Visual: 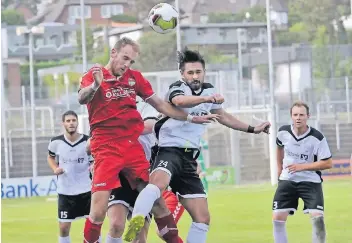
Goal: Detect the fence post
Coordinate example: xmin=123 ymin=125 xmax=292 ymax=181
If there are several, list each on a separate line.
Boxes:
xmin=268 ymin=110 xmax=278 ymax=185
xmin=230 ymin=129 xmax=241 ymax=185
xmin=345 ymin=76 xmax=350 ymax=123
xmin=21 ymin=86 xmax=27 ymax=136
xmin=335 ymin=119 xmax=340 ymax=150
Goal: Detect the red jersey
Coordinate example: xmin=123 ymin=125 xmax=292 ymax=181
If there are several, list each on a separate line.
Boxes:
xmin=80 ymin=67 xmax=155 ymax=141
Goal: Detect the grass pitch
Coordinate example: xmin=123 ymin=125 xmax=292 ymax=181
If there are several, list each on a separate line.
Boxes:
xmin=2 ymin=179 xmax=351 ymax=243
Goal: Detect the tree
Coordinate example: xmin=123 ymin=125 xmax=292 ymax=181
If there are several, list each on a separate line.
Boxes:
xmin=76 ymin=25 xmax=95 ymax=62
xmin=1 ymin=10 xmax=25 ymax=25
xmin=1 ymin=0 xmax=41 ymax=15
xmin=134 ymin=31 xmax=177 ymax=72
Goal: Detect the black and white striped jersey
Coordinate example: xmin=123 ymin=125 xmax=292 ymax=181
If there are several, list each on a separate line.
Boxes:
xmin=136 ymin=100 xmax=159 ymax=161
xmin=48 ymin=134 xmax=92 ymax=195
xmin=276 ymin=125 xmax=332 ymax=183
xmin=155 ymin=80 xmax=222 ymax=149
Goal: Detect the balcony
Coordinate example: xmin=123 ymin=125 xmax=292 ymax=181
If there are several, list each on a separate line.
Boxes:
xmin=3 ymin=23 xmax=79 ymax=61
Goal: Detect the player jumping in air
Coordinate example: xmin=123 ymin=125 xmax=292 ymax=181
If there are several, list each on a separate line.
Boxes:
xmin=86 ymin=98 xmax=184 ymax=243
xmin=47 ymin=111 xmax=94 ymax=243
xmin=78 ymin=37 xmax=218 ymax=243
xmin=273 ymin=101 xmax=332 ymax=243
xmin=124 ymin=48 xmax=271 ymax=243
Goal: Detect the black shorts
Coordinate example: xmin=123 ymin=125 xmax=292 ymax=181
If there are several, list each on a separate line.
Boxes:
xmin=108 ymin=172 xmax=152 ymax=221
xmin=272 ymin=180 xmax=324 ymax=215
xmin=58 ymin=191 xmax=91 ymax=222
xmin=150 ymin=147 xmax=206 ymax=199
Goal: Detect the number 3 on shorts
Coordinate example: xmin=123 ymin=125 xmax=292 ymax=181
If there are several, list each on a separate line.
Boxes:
xmin=60 ymin=211 xmax=68 ymax=218
xmin=273 ymin=201 xmax=278 ymax=210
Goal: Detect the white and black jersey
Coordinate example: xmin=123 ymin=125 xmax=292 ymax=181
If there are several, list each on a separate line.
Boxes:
xmin=276 ymin=125 xmax=332 ymax=183
xmin=48 ymin=134 xmax=93 ymax=195
xmin=155 ymin=80 xmax=222 ymax=149
xmin=136 ymin=100 xmax=159 ymax=161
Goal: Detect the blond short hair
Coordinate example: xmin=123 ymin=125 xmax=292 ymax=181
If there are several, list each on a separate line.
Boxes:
xmin=113 ymin=37 xmax=140 ymax=53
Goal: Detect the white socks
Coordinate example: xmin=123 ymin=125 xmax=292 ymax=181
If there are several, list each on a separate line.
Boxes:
xmin=273 ymin=220 xmax=288 ymax=243
xmin=132 ymin=184 xmax=161 ymax=218
xmin=105 ymin=234 xmax=122 ymax=243
xmin=186 ymin=222 xmax=209 ymax=243
xmin=312 ymin=215 xmax=326 ymax=243
xmin=59 ymin=236 xmax=70 ymax=243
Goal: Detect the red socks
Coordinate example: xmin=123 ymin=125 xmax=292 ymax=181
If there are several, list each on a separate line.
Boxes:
xmin=155 ymin=214 xmax=181 ymax=243
xmin=83 ymin=217 xmax=102 ymax=243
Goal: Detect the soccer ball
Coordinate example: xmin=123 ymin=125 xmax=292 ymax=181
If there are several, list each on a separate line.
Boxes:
xmin=148 ymin=3 xmax=178 ymax=34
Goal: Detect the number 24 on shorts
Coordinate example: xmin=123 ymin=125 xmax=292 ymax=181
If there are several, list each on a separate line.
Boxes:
xmin=158 ymin=160 xmax=168 ymax=167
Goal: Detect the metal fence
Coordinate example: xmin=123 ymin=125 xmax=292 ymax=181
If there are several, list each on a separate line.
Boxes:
xmin=1 ymin=69 xmax=352 ymax=182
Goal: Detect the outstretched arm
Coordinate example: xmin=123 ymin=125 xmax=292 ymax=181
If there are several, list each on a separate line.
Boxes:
xmin=147 ymin=95 xmax=219 ymax=124
xmin=211 ymin=108 xmax=270 ymax=133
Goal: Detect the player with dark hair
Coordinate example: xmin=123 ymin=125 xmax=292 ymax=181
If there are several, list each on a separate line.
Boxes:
xmin=124 ymin=48 xmax=271 ymax=243
xmin=78 ymin=38 xmax=218 ymax=243
xmin=273 ymin=101 xmax=332 ymax=243
xmin=47 ymin=110 xmax=93 ymax=243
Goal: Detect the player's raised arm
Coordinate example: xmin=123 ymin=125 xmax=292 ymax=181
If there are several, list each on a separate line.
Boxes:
xmin=133 ymin=70 xmax=219 ymax=124
xmin=78 ymin=65 xmax=103 ymax=104
xmin=168 ymin=83 xmax=223 ymax=108
xmin=211 ymin=108 xmax=270 ymax=134
xmin=147 ymin=95 xmax=219 ymax=124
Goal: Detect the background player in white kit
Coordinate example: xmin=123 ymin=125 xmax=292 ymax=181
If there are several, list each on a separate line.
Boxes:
xmin=125 ymin=48 xmax=271 ymax=243
xmin=273 ymin=101 xmax=333 ymax=243
xmin=47 ymin=110 xmax=93 ymax=243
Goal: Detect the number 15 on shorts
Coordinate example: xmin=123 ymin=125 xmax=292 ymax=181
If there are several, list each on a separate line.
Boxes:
xmin=60 ymin=211 xmax=68 ymax=219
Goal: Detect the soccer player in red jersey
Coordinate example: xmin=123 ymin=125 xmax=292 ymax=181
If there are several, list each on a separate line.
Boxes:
xmin=78 ymin=37 xmax=218 ymax=243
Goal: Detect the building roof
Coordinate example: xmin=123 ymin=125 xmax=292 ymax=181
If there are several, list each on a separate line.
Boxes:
xmin=27 ymin=0 xmax=129 ymax=24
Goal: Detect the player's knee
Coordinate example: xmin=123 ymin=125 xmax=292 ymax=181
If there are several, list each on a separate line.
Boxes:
xmin=89 ymin=207 xmax=107 ymax=223
xmin=193 ymin=210 xmax=210 ymax=225
xmin=109 ymin=217 xmax=125 ymax=237
xmin=272 ymin=212 xmax=288 ymax=221
xmin=59 ymin=223 xmax=70 ymax=236
xmin=150 ymin=171 xmax=170 ymax=192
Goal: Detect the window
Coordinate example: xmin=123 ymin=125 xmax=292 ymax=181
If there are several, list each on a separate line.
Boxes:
xmin=101 ymin=4 xmax=124 ymax=18
xmin=68 ymin=5 xmax=91 ymax=19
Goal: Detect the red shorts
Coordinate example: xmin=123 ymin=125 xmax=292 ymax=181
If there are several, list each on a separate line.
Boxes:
xmin=163 ymin=190 xmax=185 ymax=224
xmin=90 ymin=138 xmax=149 ymax=193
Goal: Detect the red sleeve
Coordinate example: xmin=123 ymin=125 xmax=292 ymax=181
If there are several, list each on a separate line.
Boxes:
xmin=133 ymin=71 xmax=155 ymax=101
xmin=79 ymin=69 xmax=94 ymax=90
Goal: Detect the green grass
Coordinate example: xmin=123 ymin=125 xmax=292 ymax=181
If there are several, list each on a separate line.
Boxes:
xmin=2 ymin=179 xmax=351 ymax=243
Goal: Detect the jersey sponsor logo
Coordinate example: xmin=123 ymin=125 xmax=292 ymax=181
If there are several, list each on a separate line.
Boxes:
xmin=61 ymin=157 xmax=87 ymax=164
xmin=190 ymin=111 xmax=209 ymax=116
xmin=286 ymin=150 xmax=309 ymax=161
xmin=300 ymin=154 xmax=309 ymax=160
xmin=105 ymin=87 xmax=136 ymax=100
xmin=128 ymin=78 xmax=136 ymax=86
xmin=94 ymin=182 xmax=106 ymax=187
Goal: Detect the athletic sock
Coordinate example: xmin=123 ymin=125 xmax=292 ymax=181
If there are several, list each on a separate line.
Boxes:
xmin=155 ymin=213 xmax=179 ymax=243
xmin=273 ymin=220 xmax=288 ymax=243
xmin=83 ymin=217 xmax=102 ymax=243
xmin=186 ymin=222 xmax=209 ymax=243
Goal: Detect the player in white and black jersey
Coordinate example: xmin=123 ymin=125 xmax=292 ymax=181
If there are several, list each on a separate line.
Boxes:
xmin=272 ymin=101 xmax=332 ymax=243
xmin=47 ymin=110 xmax=93 ymax=243
xmin=125 ymin=48 xmax=271 ymax=243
